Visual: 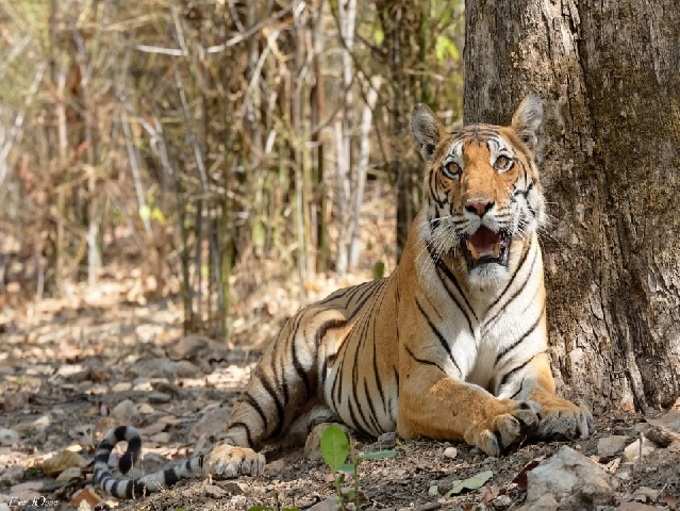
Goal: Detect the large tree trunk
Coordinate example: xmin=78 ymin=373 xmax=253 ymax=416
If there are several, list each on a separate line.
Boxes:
xmin=465 ymin=0 xmax=680 ymax=412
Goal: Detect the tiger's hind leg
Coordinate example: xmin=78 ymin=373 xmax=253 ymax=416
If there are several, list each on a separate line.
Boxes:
xmin=285 ymin=402 xmax=339 ymax=447
xmin=207 ymin=309 xmax=327 ymax=478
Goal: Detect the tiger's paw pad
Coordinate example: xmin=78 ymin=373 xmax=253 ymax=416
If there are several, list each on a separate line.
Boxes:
xmin=205 ymin=444 xmax=265 ymax=478
xmin=536 ymin=400 xmax=593 ymax=440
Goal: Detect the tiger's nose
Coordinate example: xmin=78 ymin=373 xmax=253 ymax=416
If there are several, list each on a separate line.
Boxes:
xmin=465 ymin=200 xmax=494 ymax=217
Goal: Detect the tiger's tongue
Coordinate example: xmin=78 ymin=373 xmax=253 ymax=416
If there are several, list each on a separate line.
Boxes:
xmin=466 ymin=227 xmax=501 ymax=259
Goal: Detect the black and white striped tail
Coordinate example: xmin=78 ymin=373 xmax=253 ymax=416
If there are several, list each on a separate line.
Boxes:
xmin=94 ymin=426 xmax=204 ymax=499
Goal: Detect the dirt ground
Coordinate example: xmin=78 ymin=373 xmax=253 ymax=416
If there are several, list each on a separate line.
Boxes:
xmin=1 ymin=272 xmax=679 ymax=511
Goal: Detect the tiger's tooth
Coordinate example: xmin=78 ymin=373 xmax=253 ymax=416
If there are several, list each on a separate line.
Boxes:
xmin=466 ymin=240 xmax=479 ymax=259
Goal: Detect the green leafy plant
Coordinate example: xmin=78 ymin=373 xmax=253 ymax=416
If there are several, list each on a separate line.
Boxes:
xmin=319 ymin=425 xmax=397 ymax=510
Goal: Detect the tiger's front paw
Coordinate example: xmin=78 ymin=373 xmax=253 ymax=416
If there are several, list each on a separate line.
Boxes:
xmin=534 ymin=398 xmax=593 ymax=440
xmin=205 ymin=443 xmax=266 ymax=478
xmin=464 ymin=400 xmax=540 ymax=456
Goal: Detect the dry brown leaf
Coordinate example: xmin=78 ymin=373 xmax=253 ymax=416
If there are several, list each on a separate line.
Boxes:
xmin=40 ymin=450 xmax=88 ymax=476
xmin=480 ymin=483 xmax=499 ymax=504
xmin=70 ymin=487 xmax=102 ymax=508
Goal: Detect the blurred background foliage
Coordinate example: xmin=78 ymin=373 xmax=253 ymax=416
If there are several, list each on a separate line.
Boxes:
xmin=0 ymin=0 xmax=464 ymax=338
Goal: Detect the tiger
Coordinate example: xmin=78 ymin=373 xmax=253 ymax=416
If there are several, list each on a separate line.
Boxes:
xmin=94 ymin=95 xmax=593 ymax=499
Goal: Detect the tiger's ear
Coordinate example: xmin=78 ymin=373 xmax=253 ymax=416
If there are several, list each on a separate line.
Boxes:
xmin=511 ymin=95 xmax=543 ymax=151
xmin=411 ymin=104 xmax=443 ymax=161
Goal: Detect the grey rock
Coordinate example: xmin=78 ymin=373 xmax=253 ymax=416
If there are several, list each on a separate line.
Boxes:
xmin=111 ymin=399 xmax=138 ymax=423
xmin=0 ymin=429 xmax=19 ymax=446
xmin=523 ymin=446 xmax=618 ymax=509
xmin=597 ymin=435 xmax=629 ymax=457
xmin=147 ymin=391 xmax=171 ymax=403
xmin=648 ymin=409 xmax=680 ymax=434
xmin=493 ymin=494 xmax=512 ymax=509
xmin=374 ymin=431 xmax=397 ymax=449
xmin=443 ymin=446 xmax=458 ymax=459
xmin=130 ymin=358 xmax=201 ymax=379
xmin=190 ymin=406 xmax=231 ymax=439
xmin=308 ymin=496 xmax=339 ymax=511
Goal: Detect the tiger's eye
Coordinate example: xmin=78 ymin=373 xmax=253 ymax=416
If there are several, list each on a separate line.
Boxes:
xmin=442 ymin=161 xmax=461 ymax=179
xmin=495 ymin=155 xmax=513 ymax=172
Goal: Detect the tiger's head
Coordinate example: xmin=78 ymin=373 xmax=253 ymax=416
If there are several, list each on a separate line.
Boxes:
xmin=411 ymin=96 xmax=546 ymax=286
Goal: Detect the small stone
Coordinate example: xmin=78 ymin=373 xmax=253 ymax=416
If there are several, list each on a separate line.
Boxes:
xmin=0 ymin=466 xmax=24 ymax=484
xmin=56 ymin=467 xmax=83 ymax=482
xmin=191 ymin=406 xmax=231 ymax=439
xmin=493 ymin=494 xmax=512 ymax=509
xmin=169 ymin=334 xmax=212 ymax=360
xmin=10 ymin=480 xmax=44 ymax=501
xmin=132 ymin=380 xmax=154 ymax=392
xmin=148 ymin=392 xmax=171 ymax=404
xmin=524 ymin=446 xmax=618 ymax=507
xmin=632 ymin=486 xmax=660 ymax=502
xmin=375 ymin=431 xmax=397 ymax=449
xmin=308 ymin=496 xmax=339 ymax=511
xmin=649 ymin=409 xmax=680 ymax=433
xmin=57 ymin=364 xmax=86 ymax=379
xmin=112 ymin=382 xmax=132 ymax=392
xmin=31 ymin=415 xmax=51 ymax=432
xmin=597 ymin=435 xmax=629 ymax=457
xmin=138 ymin=403 xmax=155 ymax=415
xmin=204 ymin=484 xmax=227 ymax=498
xmin=428 ymin=484 xmax=439 ymax=496
xmin=175 ymin=360 xmax=202 ymax=378
xmin=112 ymin=399 xmax=138 ymax=423
xmin=644 ymin=425 xmax=679 ymax=447
xmin=623 ymin=437 xmax=655 ymax=462
xmin=265 ymin=459 xmax=287 ymax=475
xmin=141 ymin=420 xmax=167 ymax=436
xmin=16 ymin=414 xmax=51 ymax=433
xmin=0 ymin=428 xmax=19 ymax=446
xmin=443 ymin=446 xmax=458 ymax=459
xmin=130 ymin=358 xmax=201 ymax=379
xmin=150 ymin=432 xmax=170 ymax=444
xmin=216 ymin=481 xmax=243 ymax=495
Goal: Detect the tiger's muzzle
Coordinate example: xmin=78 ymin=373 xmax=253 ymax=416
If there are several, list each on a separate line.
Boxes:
xmin=461 ymin=226 xmax=511 ymax=270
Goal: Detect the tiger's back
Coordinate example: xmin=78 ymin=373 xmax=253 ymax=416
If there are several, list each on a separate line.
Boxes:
xmin=233 ymin=277 xmax=401 ymax=442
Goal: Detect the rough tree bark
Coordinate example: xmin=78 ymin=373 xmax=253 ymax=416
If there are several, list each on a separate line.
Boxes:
xmin=465 ymin=0 xmax=680 ymax=412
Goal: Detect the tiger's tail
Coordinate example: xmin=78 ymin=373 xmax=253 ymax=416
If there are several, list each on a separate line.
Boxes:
xmin=93 ymin=426 xmax=204 ymax=499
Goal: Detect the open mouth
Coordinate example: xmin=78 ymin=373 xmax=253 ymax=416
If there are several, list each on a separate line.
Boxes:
xmin=461 ymin=226 xmax=511 ymax=269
